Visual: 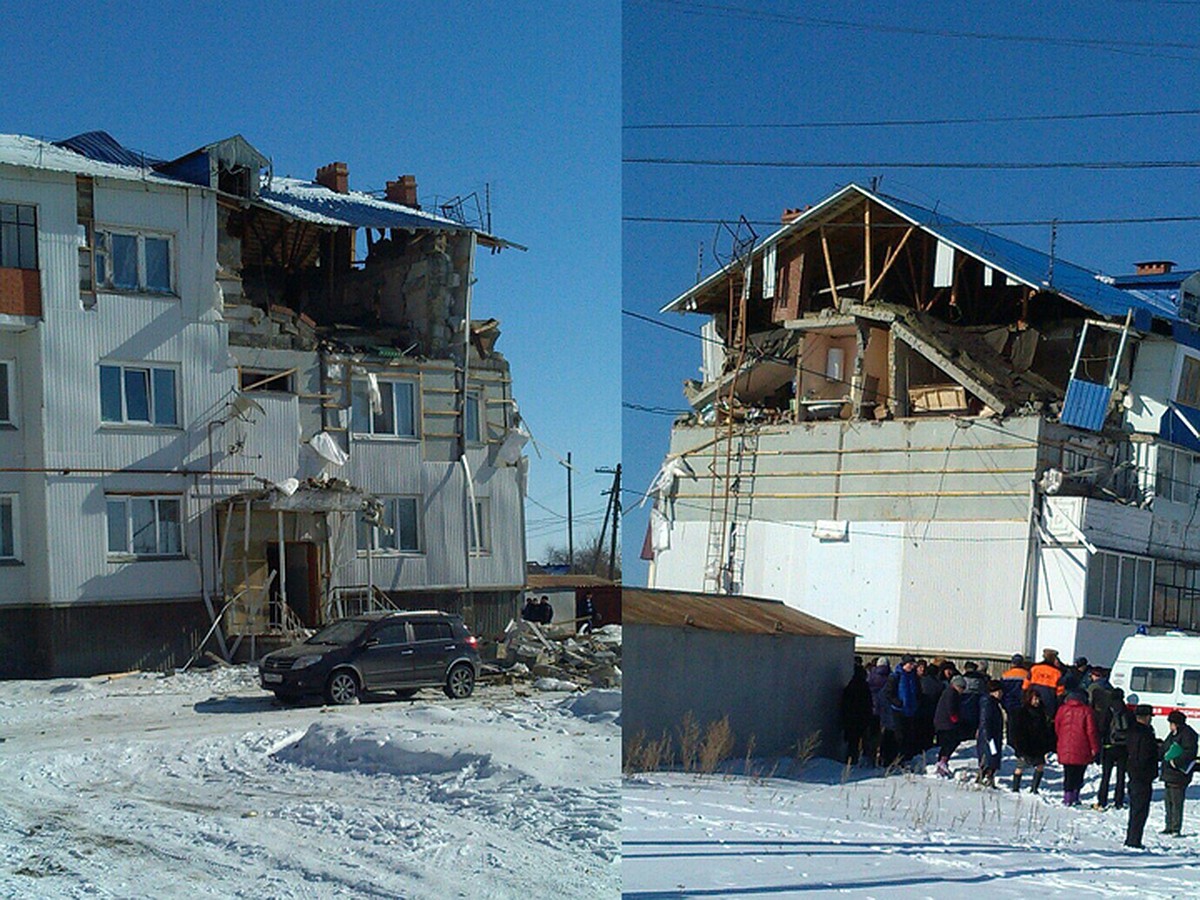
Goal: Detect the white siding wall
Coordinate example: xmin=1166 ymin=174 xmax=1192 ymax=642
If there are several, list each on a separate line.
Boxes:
xmin=1125 ymin=337 xmax=1176 ymax=434
xmin=35 ymin=174 xmax=229 ymax=604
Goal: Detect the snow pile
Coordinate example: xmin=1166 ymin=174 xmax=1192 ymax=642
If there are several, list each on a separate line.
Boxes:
xmin=561 ymin=689 xmax=622 ymax=725
xmin=273 ymin=723 xmax=496 ymax=778
xmin=534 ymin=676 xmax=581 ymax=692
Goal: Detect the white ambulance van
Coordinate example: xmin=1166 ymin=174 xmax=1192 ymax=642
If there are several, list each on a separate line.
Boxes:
xmin=1111 ymin=632 xmax=1200 ymax=740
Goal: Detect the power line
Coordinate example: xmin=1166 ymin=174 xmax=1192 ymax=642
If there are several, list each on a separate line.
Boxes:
xmin=626 ymin=107 xmax=1200 ymax=131
xmin=624 ymin=213 xmax=1200 ymax=229
xmin=625 ymin=156 xmax=1200 ymax=171
xmin=624 ymin=401 xmax=692 ymax=416
xmin=636 ymin=0 xmax=1200 ymax=60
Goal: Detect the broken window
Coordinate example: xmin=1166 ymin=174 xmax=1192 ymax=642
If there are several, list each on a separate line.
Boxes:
xmin=351 ymin=378 xmax=416 ymax=438
xmin=239 ymin=369 xmax=294 ymax=393
xmin=0 ymin=495 xmax=17 ymax=560
xmin=357 ymin=496 xmax=421 ymax=553
xmin=99 ymin=363 xmax=178 ymax=426
xmin=105 ymin=495 xmax=183 ymax=558
xmin=1178 ymin=355 xmax=1200 ymax=408
xmin=95 ymin=230 xmax=173 ymax=294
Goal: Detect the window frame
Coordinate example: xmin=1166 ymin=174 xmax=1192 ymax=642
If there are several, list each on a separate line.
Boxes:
xmin=105 ymin=494 xmax=185 ymax=560
xmin=464 ymin=392 xmax=484 ymax=444
xmin=469 ymin=497 xmax=491 ymax=556
xmin=357 ymin=495 xmax=423 ymax=555
xmin=93 ymin=227 xmax=175 ymax=296
xmin=0 ymin=494 xmax=20 ymax=562
xmin=0 ymin=202 xmax=38 ymax=271
xmin=351 ymin=377 xmax=418 ymax=440
xmin=239 ymin=368 xmax=295 ymax=394
xmin=0 ymin=360 xmax=14 ymax=427
xmin=1085 ymin=549 xmax=1152 ymax=623
xmin=99 ymin=362 xmax=180 ymax=428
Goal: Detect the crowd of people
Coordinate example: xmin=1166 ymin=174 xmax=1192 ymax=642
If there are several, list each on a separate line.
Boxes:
xmin=841 ymin=648 xmax=1199 ymax=848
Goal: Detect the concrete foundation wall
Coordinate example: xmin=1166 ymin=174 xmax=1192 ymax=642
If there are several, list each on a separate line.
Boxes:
xmin=623 ymin=624 xmax=853 ymax=760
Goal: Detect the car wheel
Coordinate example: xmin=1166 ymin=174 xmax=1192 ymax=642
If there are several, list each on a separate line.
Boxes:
xmin=444 ymin=663 xmax=475 ymax=699
xmin=325 ymin=669 xmax=360 ymax=705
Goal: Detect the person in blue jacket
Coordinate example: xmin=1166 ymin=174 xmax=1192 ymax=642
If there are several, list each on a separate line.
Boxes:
xmin=976 ymin=679 xmax=1006 ymax=787
xmin=884 ymin=655 xmax=921 ymax=768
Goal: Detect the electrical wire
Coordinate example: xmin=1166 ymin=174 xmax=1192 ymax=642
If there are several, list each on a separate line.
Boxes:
xmin=625 ymin=156 xmax=1200 ymax=171
xmin=626 ymin=107 xmax=1200 ymax=131
xmin=635 ymin=0 xmax=1200 ymax=60
xmin=624 ymin=213 xmax=1200 ymax=229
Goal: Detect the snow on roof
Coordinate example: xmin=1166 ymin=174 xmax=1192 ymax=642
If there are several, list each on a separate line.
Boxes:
xmin=0 ymin=133 xmax=193 ymax=188
xmin=257 ymin=176 xmax=469 ymax=232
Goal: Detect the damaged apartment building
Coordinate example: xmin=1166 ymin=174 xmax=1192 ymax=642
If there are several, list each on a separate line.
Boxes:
xmin=0 ymin=130 xmax=528 ymax=677
xmin=646 ymin=182 xmax=1200 ymax=665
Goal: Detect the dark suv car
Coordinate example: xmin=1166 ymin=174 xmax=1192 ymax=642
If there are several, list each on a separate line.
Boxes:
xmin=259 ymin=611 xmax=480 ymax=704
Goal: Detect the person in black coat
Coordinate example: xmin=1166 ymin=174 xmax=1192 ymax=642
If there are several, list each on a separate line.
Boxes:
xmin=1161 ymin=710 xmax=1199 ymax=835
xmin=1125 ymin=705 xmax=1159 ymax=849
xmin=933 ymin=674 xmax=966 ymax=778
xmin=1095 ymin=688 xmax=1130 ymax=810
xmin=1007 ymin=688 xmax=1054 ymax=793
xmin=840 ymin=664 xmax=873 ymax=765
xmin=916 ymin=659 xmax=942 ymax=752
xmin=976 ymin=680 xmax=1005 ymax=787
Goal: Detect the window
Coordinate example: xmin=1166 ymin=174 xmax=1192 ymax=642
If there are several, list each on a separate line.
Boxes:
xmin=0 ymin=495 xmax=19 ymax=561
xmin=372 ymin=622 xmax=409 ymax=646
xmin=1183 ymin=670 xmax=1200 ymax=696
xmin=100 ymin=364 xmax=178 ymax=426
xmin=106 ymin=495 xmax=183 ymax=558
xmin=0 ymin=361 xmax=12 ymax=426
xmin=94 ymin=230 xmax=172 ymax=294
xmin=1154 ymin=560 xmax=1200 ymax=631
xmin=469 ymin=498 xmax=491 ymax=555
xmin=411 ymin=620 xmax=452 ymax=642
xmin=1156 ymin=445 xmax=1200 ymax=504
xmin=0 ymin=203 xmax=37 ymax=270
xmin=1130 ymin=666 xmax=1175 ymax=694
xmin=351 ymin=378 xmax=416 ymax=438
xmin=1085 ymin=550 xmax=1151 ymax=622
xmin=239 ymin=369 xmax=294 ymax=393
xmin=1179 ymin=355 xmax=1200 ymax=408
xmin=358 ymin=496 xmax=422 ymax=553
xmin=465 ymin=393 xmax=482 ymax=443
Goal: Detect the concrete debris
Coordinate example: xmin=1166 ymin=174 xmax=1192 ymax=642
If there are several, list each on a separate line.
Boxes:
xmin=491 ymin=621 xmax=622 ymax=690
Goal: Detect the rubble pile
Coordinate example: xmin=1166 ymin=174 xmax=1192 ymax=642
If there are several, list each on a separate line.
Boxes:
xmin=492 ymin=621 xmax=622 ymax=690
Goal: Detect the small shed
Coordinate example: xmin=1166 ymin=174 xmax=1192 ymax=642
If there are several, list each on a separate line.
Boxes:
xmin=624 ymin=587 xmax=855 ymax=761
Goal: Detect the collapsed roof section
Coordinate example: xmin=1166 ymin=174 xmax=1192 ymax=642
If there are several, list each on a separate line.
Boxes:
xmin=667 ymin=184 xmax=1190 ymax=425
xmin=49 ymin=131 xmax=525 ymax=362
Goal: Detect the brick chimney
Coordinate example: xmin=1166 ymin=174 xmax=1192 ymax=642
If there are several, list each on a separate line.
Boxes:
xmin=316 ymin=162 xmax=349 ymax=194
xmin=1135 ymin=260 xmax=1176 ymax=276
xmin=781 ymin=205 xmax=811 ymax=224
xmin=385 ymin=174 xmax=419 ymax=209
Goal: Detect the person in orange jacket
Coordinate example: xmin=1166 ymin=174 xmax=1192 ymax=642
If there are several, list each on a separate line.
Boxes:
xmin=1024 ymin=648 xmax=1066 ymax=718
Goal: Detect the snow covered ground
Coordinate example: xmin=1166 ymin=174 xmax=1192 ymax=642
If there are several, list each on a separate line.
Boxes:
xmin=0 ymin=666 xmax=620 ymax=898
xmin=623 ymin=749 xmax=1200 ymax=898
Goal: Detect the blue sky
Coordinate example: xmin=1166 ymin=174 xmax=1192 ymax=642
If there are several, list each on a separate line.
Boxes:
xmin=623 ymin=0 xmax=1200 ymax=584
xmin=0 ymin=1 xmax=621 ymax=562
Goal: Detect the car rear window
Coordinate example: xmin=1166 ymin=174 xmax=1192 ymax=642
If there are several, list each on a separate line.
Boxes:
xmin=412 ymin=621 xmax=453 ymax=642
xmin=1131 ymin=666 xmax=1176 ymax=694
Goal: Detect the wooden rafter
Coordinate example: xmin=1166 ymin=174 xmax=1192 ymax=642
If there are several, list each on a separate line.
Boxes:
xmin=819 ymin=226 xmax=840 ymax=309
xmin=867 ymin=226 xmax=915 ymax=300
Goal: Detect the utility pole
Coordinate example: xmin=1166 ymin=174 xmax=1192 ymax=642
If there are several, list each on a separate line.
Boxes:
xmin=595 ymin=464 xmax=621 ymax=581
xmin=561 ymin=452 xmax=574 ymax=572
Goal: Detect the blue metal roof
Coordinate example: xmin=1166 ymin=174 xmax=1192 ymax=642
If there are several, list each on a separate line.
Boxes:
xmin=870 ymin=188 xmax=1181 ymax=329
xmin=1161 ymin=403 xmax=1200 ymax=452
xmin=53 ymin=131 xmax=163 ymax=168
xmin=1111 ymin=270 xmax=1199 ymax=288
xmin=1061 ymin=378 xmax=1113 ymax=432
xmin=257 ymin=178 xmax=469 ymax=233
